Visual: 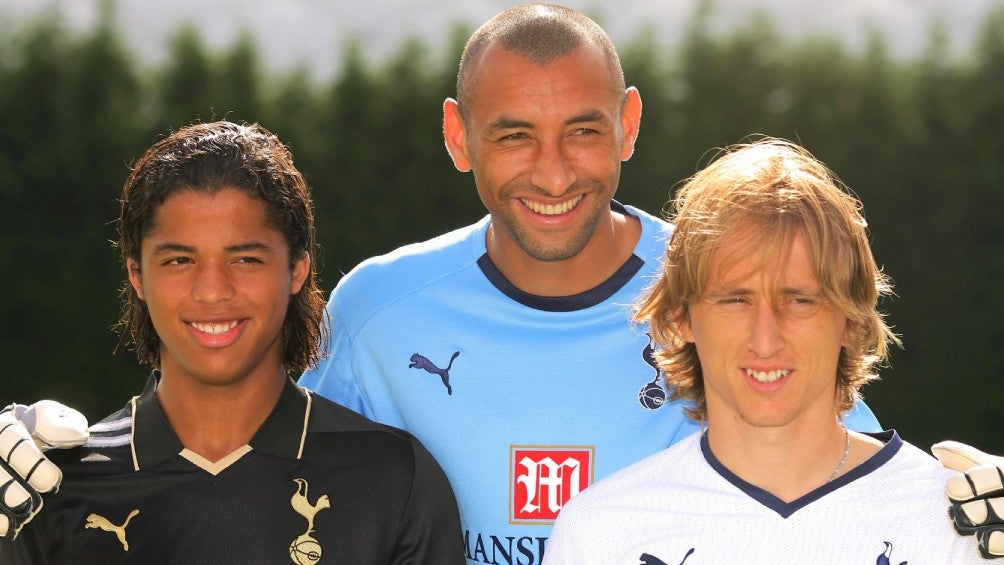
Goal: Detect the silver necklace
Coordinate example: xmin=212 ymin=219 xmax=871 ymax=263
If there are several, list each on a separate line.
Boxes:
xmin=827 ymin=426 xmax=851 ymax=483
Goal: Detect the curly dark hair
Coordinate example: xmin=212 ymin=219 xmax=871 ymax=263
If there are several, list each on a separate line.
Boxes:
xmin=115 ymin=120 xmax=327 ymax=374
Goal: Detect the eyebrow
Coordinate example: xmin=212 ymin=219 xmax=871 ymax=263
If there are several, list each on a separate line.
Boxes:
xmin=566 ymin=110 xmax=607 ymax=126
xmin=488 ymin=117 xmax=533 ymax=131
xmin=226 ymin=242 xmax=272 ymax=254
xmin=706 ymin=281 xmax=822 ymax=295
xmin=151 ymin=242 xmax=273 ymax=255
xmin=705 ymin=288 xmax=753 ymax=300
xmin=151 ymin=243 xmax=195 ymax=255
xmin=487 ymin=110 xmax=609 ymax=133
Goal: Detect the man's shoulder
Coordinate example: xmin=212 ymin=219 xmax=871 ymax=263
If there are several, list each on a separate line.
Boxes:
xmin=566 ymin=432 xmax=702 ymax=511
xmin=326 ymin=219 xmax=488 ymax=332
xmin=333 ymin=219 xmax=486 ymax=298
xmin=621 ymin=202 xmax=673 ymax=262
xmin=346 ymin=219 xmax=485 ymax=276
xmin=885 ymin=433 xmax=955 ymax=479
xmin=46 ymin=405 xmax=137 ymax=473
xmin=303 ymin=393 xmax=448 ymax=485
xmin=306 ymin=393 xmax=420 ymax=450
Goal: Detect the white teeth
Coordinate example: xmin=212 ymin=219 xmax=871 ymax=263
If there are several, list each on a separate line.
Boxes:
xmin=745 ymin=368 xmax=790 ymax=383
xmin=189 ymin=321 xmax=239 ymax=335
xmin=521 ymin=195 xmax=583 ymax=215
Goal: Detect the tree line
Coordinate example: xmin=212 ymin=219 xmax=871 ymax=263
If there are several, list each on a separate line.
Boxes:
xmin=1 ymin=1 xmax=1001 ymax=451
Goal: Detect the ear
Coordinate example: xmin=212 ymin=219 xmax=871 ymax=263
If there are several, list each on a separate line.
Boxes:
xmin=619 ymin=87 xmax=643 ymax=161
xmin=443 ymin=98 xmax=472 ymax=172
xmin=127 ymin=258 xmax=144 ymax=301
xmin=674 ymin=308 xmax=695 ymax=343
xmin=290 ymin=252 xmax=310 ymax=295
xmin=841 ymin=320 xmax=855 ymax=349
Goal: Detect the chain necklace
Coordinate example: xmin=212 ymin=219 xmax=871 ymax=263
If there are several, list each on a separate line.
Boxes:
xmin=826 ymin=425 xmax=851 ymax=483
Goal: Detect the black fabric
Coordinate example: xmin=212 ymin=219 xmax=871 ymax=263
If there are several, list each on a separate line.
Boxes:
xmin=0 ymin=377 xmax=464 ymax=564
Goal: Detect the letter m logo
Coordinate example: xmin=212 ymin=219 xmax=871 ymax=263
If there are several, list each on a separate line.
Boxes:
xmin=509 ymin=446 xmax=594 ymax=523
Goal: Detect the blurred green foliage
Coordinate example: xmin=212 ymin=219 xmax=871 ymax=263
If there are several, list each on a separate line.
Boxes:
xmin=1 ymin=1 xmax=1001 ymax=452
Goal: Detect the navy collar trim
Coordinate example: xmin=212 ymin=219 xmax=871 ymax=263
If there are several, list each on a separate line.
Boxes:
xmin=477 ymin=201 xmax=644 ymax=312
xmin=700 ymin=429 xmax=902 ymax=518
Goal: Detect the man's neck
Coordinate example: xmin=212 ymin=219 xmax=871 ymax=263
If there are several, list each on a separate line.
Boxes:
xmin=155 ymin=370 xmax=286 ymax=463
xmin=487 ymin=208 xmax=641 ymax=297
xmin=706 ymin=420 xmax=883 ymax=502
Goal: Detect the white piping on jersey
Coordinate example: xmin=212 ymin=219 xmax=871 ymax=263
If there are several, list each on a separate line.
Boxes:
xmin=89 ymin=416 xmax=132 ymax=434
xmin=297 ymin=387 xmax=312 ymax=460
xmin=85 ymin=434 xmax=131 ymax=448
xmin=84 ymin=414 xmax=133 ymax=448
xmin=130 ymin=395 xmax=140 ymax=471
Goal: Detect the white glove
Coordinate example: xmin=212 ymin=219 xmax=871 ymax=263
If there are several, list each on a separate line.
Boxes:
xmin=932 ymin=440 xmax=1004 ymax=559
xmin=0 ymin=401 xmax=89 ymax=540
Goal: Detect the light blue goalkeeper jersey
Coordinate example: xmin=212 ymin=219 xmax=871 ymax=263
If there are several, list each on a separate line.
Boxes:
xmin=298 ymin=202 xmax=881 ymax=565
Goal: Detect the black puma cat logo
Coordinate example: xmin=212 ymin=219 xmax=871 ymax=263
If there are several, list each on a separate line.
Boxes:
xmin=408 ymin=352 xmax=460 ymax=395
xmin=640 ymin=548 xmax=693 ymax=565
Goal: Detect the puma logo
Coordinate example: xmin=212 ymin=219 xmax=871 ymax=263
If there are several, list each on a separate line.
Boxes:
xmin=640 ymin=548 xmax=694 ymax=565
xmin=408 ymin=351 xmax=460 ymax=395
xmin=85 ymin=509 xmax=139 ymax=551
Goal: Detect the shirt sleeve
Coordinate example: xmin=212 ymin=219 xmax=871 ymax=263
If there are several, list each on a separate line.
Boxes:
xmin=298 ymin=291 xmax=374 ymax=419
xmin=542 ymin=504 xmax=590 ymax=565
xmin=843 ymin=399 xmax=881 ymax=432
xmin=390 ymin=436 xmax=465 ymax=564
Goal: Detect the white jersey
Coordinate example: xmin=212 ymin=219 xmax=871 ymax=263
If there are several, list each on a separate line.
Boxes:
xmin=544 ymin=430 xmax=979 ymax=564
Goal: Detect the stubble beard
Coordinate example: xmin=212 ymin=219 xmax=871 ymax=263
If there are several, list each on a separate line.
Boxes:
xmin=500 ymin=196 xmax=604 ymax=263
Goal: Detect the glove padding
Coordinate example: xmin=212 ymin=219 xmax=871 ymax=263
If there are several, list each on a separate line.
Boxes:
xmin=932 ymin=440 xmax=1004 ymax=559
xmin=0 ymin=401 xmax=89 ymax=541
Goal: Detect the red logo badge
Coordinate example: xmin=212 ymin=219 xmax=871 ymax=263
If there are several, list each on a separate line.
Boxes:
xmin=510 ymin=446 xmax=594 ymax=523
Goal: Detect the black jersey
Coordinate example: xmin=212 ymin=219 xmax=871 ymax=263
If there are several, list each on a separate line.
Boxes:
xmin=0 ymin=375 xmax=464 ymax=564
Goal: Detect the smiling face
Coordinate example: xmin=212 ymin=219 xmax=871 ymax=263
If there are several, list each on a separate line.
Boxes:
xmin=444 ymin=41 xmax=641 ymax=266
xmin=678 ymin=231 xmax=851 ymax=431
xmin=127 ymin=188 xmax=308 ymax=389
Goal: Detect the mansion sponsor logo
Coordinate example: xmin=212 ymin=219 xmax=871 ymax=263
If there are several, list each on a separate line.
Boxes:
xmin=509 ymin=446 xmax=594 ymax=523
xmin=464 ymin=531 xmax=547 ymax=565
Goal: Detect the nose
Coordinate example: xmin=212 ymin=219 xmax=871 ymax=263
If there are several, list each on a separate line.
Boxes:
xmin=748 ymin=301 xmax=785 ymax=359
xmin=192 ymin=262 xmax=234 ymax=304
xmin=530 ymin=138 xmax=575 ymax=195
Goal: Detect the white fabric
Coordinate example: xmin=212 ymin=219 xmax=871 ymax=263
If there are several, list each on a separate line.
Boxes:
xmin=545 ymin=431 xmax=981 ymax=564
